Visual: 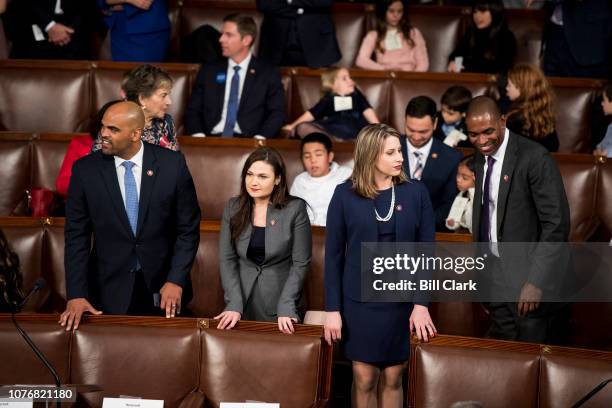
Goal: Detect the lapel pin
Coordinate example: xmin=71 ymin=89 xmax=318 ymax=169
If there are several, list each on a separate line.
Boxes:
xmin=503 ymin=175 xmax=509 ymax=182
xmin=250 ymin=68 xmax=256 ymax=75
xmin=147 ymin=170 xmax=154 ymax=177
xmin=270 ymin=219 xmax=276 ymax=226
xmin=396 ymin=204 xmax=403 ymax=211
xmin=431 ymin=153 xmax=438 ymax=159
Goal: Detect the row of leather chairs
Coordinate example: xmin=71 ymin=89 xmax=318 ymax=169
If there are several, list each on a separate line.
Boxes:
xmin=2 ymin=314 xmax=611 ymax=407
xmin=0 ymin=60 xmax=604 ymax=152
xmin=1 ymin=134 xmax=610 ymax=240
xmin=170 ymin=1 xmax=546 ymax=73
xmin=0 ymin=314 xmax=333 ymax=408
xmin=2 ymin=216 xmax=611 ymax=352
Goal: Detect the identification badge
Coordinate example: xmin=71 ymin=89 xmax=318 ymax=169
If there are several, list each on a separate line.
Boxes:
xmin=215 ymin=73 xmax=227 ymax=84
xmin=0 ymin=401 xmax=33 ymax=407
xmin=334 ymin=96 xmax=353 ymax=112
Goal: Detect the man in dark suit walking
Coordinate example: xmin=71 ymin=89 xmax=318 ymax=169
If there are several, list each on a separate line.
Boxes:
xmin=60 ymin=102 xmax=201 ymax=331
xmin=467 ymin=96 xmax=571 ymax=344
xmin=400 ymin=96 xmax=462 ymax=231
xmin=184 ymin=14 xmax=286 ymax=138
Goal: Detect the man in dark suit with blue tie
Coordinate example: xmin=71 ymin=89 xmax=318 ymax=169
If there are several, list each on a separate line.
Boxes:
xmin=184 ymin=14 xmax=286 ymax=138
xmin=59 ymin=102 xmax=201 ymax=331
xmin=400 ymin=96 xmax=463 ymax=231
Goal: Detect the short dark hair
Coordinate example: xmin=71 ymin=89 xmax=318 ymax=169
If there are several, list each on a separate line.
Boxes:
xmin=223 ymin=13 xmax=257 ymax=47
xmin=122 ymin=64 xmax=173 ymax=103
xmin=459 ymin=154 xmax=475 ymax=173
xmin=603 ymin=82 xmax=612 ymax=101
xmin=301 ymin=132 xmax=333 ymax=154
xmin=441 ymin=86 xmax=473 ymax=113
xmin=405 ymin=96 xmax=437 ymax=121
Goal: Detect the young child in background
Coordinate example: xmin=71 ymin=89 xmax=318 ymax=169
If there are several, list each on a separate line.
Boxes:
xmin=282 ymin=67 xmax=379 ymax=140
xmin=434 ymin=85 xmax=473 ymax=148
xmin=594 ymin=83 xmax=612 ymax=158
xmin=289 ymin=133 xmax=353 ymax=226
xmin=446 ymin=155 xmax=475 ymax=233
xmin=355 ymin=0 xmax=429 ymax=72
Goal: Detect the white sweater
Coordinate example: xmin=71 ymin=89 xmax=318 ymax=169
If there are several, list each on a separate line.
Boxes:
xmin=445 ymin=187 xmax=475 ymax=233
xmin=290 ymin=162 xmax=353 ymax=226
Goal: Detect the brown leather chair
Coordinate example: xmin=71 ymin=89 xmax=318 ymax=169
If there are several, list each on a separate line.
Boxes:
xmin=332 ymin=4 xmax=367 ymax=68
xmin=0 ymin=133 xmax=32 ymax=215
xmin=506 ymin=9 xmax=546 ymax=68
xmin=0 ymin=60 xmax=91 ymax=133
xmin=32 ymin=134 xmax=78 ymax=192
xmin=189 ymin=224 xmax=226 ymax=317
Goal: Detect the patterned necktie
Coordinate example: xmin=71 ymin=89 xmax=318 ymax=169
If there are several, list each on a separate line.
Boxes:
xmin=479 ymin=156 xmax=496 ymax=242
xmin=122 ymin=161 xmax=139 ymax=235
xmin=222 ymin=65 xmax=242 ymax=137
xmin=413 ymin=151 xmax=424 ymax=180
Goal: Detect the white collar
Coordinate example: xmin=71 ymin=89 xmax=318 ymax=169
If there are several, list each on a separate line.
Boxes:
xmin=407 ymin=137 xmax=433 ymax=158
xmin=490 ymin=127 xmax=510 ymax=162
xmin=114 ymin=141 xmax=144 ymax=169
xmin=229 ymin=51 xmax=253 ymax=73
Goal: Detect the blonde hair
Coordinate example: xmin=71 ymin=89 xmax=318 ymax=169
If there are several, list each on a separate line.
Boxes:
xmin=352 ymin=123 xmax=408 ymax=198
xmin=507 ymin=63 xmax=555 ymax=140
xmin=321 ymin=67 xmax=346 ymax=96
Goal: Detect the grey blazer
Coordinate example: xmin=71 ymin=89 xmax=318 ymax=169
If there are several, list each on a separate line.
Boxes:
xmin=219 ymin=197 xmax=312 ymax=319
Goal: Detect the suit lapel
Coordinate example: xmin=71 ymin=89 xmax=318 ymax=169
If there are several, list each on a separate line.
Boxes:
xmin=496 ymin=132 xmax=518 ymax=235
xmin=264 ymin=204 xmax=281 ymax=265
xmin=238 ymin=58 xmax=257 ymax=114
xmin=214 ymin=61 xmax=229 ymax=122
xmin=99 ymin=153 xmax=133 ymax=237
xmin=421 ymin=139 xmax=440 ymax=180
xmin=472 ymin=153 xmax=485 ymax=241
xmin=136 ymin=143 xmax=159 ymax=237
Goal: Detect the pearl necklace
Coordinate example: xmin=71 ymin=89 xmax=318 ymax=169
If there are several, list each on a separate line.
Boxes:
xmin=375 ymin=184 xmax=395 ymax=222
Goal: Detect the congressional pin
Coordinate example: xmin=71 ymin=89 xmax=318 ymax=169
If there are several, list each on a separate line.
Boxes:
xmin=431 ymin=152 xmax=438 ymax=159
xmin=396 ymin=204 xmax=403 ymax=211
xmin=147 ymin=170 xmax=154 ymax=176
xmin=249 ymin=68 xmax=256 ymax=75
xmin=503 ymin=175 xmax=509 ymax=182
xmin=270 ymin=219 xmax=276 ymax=226
xmin=215 ymin=72 xmax=227 ymax=84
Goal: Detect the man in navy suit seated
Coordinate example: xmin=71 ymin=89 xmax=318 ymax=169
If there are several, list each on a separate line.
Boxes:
xmin=400 ymin=96 xmax=463 ymax=231
xmin=184 ymin=14 xmax=286 ymax=139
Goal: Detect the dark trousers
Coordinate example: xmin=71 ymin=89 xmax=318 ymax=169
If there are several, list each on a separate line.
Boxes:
xmin=126 ymin=270 xmax=160 ymax=316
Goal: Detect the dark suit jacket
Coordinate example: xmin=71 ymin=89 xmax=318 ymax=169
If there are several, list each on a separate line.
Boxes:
xmin=64 ymin=142 xmax=201 ymax=314
xmin=324 ymin=180 xmax=435 ymax=311
xmin=547 ymin=0 xmax=612 ymax=66
xmin=183 ymin=57 xmax=286 ymax=138
xmin=256 ymin=0 xmax=341 ymax=68
xmin=471 ymin=131 xmax=570 ymax=292
xmin=218 ymin=198 xmax=311 ymax=319
xmin=401 ymin=136 xmax=462 ymax=231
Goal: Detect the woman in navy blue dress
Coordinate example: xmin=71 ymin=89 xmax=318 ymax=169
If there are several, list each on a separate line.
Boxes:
xmin=324 ymin=123 xmax=437 ymax=407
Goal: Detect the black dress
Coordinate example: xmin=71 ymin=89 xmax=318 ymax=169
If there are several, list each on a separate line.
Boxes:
xmin=448 ymin=25 xmax=516 ymax=74
xmin=342 ymin=187 xmax=414 ymax=364
xmin=308 ymin=89 xmax=371 ymax=140
xmin=506 ymin=113 xmax=560 ymax=152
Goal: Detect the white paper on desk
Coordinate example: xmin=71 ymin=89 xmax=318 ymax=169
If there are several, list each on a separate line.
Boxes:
xmin=102 ymin=398 xmax=163 ymax=408
xmin=0 ymin=401 xmax=33 ymax=408
xmin=220 ymin=403 xmax=279 ymax=408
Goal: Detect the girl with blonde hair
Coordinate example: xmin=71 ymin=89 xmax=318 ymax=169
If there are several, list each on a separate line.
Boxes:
xmin=324 ymin=123 xmax=436 ymax=408
xmin=505 ymin=63 xmax=559 ymax=152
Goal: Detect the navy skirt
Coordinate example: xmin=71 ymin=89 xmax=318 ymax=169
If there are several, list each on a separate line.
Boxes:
xmin=342 ymin=296 xmax=414 ymax=363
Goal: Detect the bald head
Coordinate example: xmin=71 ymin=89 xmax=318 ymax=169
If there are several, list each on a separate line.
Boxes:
xmin=466 ymin=96 xmax=506 ymax=156
xmin=466 ymin=96 xmax=501 ymax=122
xmin=100 ymin=101 xmax=144 ymax=159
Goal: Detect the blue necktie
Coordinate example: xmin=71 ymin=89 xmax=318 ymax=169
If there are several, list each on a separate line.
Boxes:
xmin=222 ymin=65 xmax=241 ymax=137
xmin=479 ymin=156 xmax=495 ymax=242
xmin=122 ymin=161 xmax=139 ymax=235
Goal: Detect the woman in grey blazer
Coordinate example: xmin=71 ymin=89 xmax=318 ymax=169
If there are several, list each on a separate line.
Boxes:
xmin=216 ymin=147 xmax=312 ymax=334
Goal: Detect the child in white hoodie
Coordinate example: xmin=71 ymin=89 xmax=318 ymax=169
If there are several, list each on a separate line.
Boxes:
xmin=446 ymin=155 xmax=475 ymax=233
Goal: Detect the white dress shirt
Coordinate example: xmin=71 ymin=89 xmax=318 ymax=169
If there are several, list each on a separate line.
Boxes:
xmin=481 ymin=128 xmax=510 ymax=245
xmin=114 ymin=142 xmax=144 ymax=205
xmin=406 ymin=137 xmax=433 ymax=177
xmin=211 ymin=52 xmax=253 ymax=135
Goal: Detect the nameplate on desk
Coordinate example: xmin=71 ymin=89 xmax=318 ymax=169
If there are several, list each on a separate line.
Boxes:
xmin=220 ymin=403 xmax=279 ymax=408
xmin=0 ymin=401 xmax=33 ymax=408
xmin=102 ymin=398 xmax=163 ymax=408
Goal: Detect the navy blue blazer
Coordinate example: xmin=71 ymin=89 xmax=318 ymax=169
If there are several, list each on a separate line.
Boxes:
xmin=184 ymin=57 xmax=286 ymax=138
xmin=401 ymin=136 xmax=462 ymax=231
xmin=324 ymin=180 xmax=435 ymax=312
xmin=64 ymin=142 xmax=201 ymax=314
